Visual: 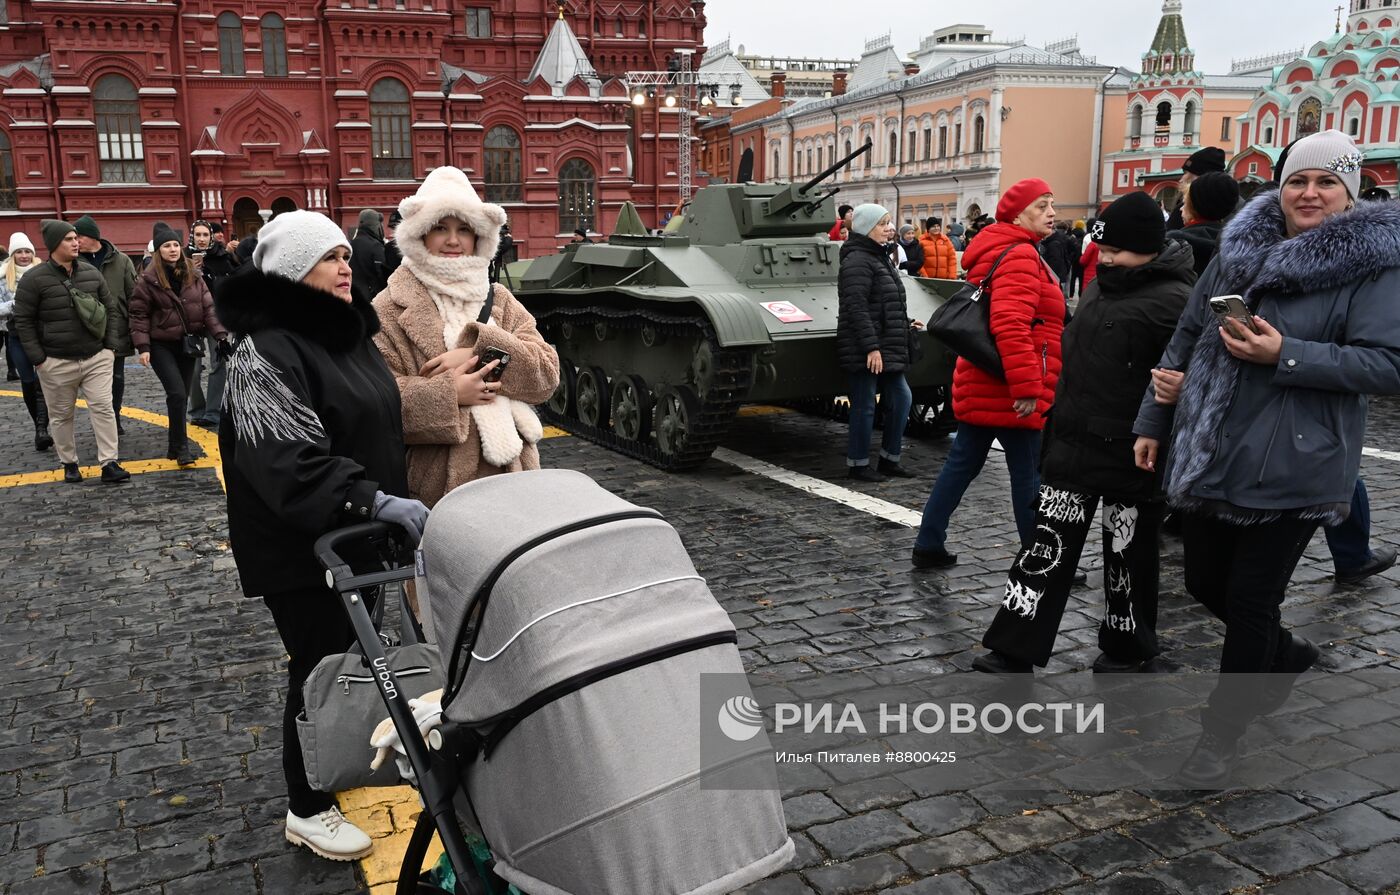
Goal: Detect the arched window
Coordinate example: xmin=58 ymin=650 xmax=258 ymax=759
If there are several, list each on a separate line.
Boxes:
xmin=1183 ymin=101 xmax=1197 ymax=137
xmin=94 ymin=74 xmax=145 ymax=183
xmin=0 ymin=129 xmax=15 ymax=210
xmin=973 ymin=115 xmax=986 ymax=152
xmin=1348 ymin=114 xmax=1361 ymax=136
xmin=817 ymin=144 xmax=823 ymax=171
xmin=483 ymin=125 xmax=522 ymax=202
xmin=218 ymin=12 xmax=244 ymax=76
xmin=557 ymin=158 xmax=596 ymax=235
xmin=614 ymin=15 xmax=624 ymax=36
xmin=261 ymin=14 xmax=287 ymax=77
xmin=888 ymin=130 xmax=897 ymax=165
xmin=1156 ymin=101 xmax=1172 ymax=130
xmin=370 ymin=77 xmax=413 ymax=180
xmin=773 ymin=149 xmax=779 ymax=176
xmin=1130 ymin=104 xmax=1143 ymax=138
xmin=863 ymin=136 xmax=872 ymax=169
xmin=844 ymin=139 xmax=852 ymax=158
xmin=807 ymin=147 xmax=814 ymax=173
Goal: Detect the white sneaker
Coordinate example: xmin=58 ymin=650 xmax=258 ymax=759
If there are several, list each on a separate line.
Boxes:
xmin=285 ymin=807 xmax=374 ymax=861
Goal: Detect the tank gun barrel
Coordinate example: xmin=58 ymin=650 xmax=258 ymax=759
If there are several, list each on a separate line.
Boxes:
xmin=763 ymin=142 xmax=871 ymax=221
xmin=800 ymin=141 xmax=871 ymax=194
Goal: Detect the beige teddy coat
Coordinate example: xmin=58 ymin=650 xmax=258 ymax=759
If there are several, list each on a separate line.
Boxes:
xmin=372 ymin=268 xmax=560 ymax=507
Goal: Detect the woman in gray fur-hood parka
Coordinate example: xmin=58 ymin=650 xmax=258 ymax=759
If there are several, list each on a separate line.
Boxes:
xmin=1133 ymin=130 xmax=1400 ymax=785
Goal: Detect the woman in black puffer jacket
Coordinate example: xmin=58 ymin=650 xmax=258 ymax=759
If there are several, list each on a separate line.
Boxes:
xmin=837 ymin=203 xmax=922 ymax=482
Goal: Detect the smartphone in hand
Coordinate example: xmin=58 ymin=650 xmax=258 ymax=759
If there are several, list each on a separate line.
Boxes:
xmin=473 ymin=347 xmax=510 ymax=382
xmin=1209 ymin=295 xmax=1259 ymax=337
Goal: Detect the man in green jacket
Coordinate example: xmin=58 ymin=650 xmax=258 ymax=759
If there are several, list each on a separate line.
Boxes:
xmin=12 ymin=219 xmax=130 ymax=483
xmin=74 ymin=215 xmax=136 ymax=433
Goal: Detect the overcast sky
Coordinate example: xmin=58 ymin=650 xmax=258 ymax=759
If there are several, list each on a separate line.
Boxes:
xmin=701 ymin=0 xmax=1325 ymax=74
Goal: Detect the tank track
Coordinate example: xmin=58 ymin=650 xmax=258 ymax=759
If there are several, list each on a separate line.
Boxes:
xmin=532 ymin=304 xmax=756 ymax=471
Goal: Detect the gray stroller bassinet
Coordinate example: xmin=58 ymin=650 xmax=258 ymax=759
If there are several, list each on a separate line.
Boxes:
xmin=416 ymin=468 xmax=793 ymax=895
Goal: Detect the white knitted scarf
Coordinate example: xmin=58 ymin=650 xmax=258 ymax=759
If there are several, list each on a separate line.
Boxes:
xmin=400 ymin=251 xmax=542 ymax=468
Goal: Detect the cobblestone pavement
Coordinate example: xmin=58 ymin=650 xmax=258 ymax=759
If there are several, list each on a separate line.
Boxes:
xmin=3 ymin=367 xmax=1400 ymax=894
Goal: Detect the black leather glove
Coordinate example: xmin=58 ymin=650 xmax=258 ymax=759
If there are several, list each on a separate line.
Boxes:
xmin=216 ymin=339 xmax=234 ymax=361
xmin=371 ymin=491 xmax=430 ymax=546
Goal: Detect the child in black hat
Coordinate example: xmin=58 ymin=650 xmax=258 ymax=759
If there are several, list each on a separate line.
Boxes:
xmin=1169 ymin=172 xmax=1240 ymax=274
xmin=971 ymin=190 xmax=1198 ymax=674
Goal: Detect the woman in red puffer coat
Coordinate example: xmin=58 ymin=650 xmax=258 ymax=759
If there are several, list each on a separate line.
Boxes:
xmin=912 ymin=178 xmax=1065 ymax=569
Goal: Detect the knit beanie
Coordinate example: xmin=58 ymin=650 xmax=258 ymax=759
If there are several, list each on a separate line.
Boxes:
xmin=1182 ymin=146 xmax=1227 ymax=177
xmin=152 ymin=221 xmax=183 ymax=251
xmin=72 ymin=215 xmax=101 ymax=241
xmin=396 ymin=165 xmax=506 ymax=264
xmin=996 ymin=178 xmax=1053 ymax=224
xmin=1090 ymin=191 xmax=1165 ymax=255
xmin=40 ymin=219 xmax=74 ymax=253
xmin=1279 ymin=129 xmax=1364 ymax=199
xmin=7 ymin=232 xmax=34 ymax=254
xmin=252 ymin=210 xmax=352 ymax=283
xmin=1185 ymin=172 xmax=1240 ymax=223
xmin=850 ymin=203 xmax=889 ymax=239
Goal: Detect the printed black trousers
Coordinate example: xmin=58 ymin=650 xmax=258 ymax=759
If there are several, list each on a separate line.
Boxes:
xmin=983 ymin=485 xmax=1164 ymax=667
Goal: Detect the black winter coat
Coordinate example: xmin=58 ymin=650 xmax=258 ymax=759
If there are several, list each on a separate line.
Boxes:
xmin=192 ymin=240 xmax=239 ymax=297
xmin=350 ymin=231 xmax=389 ymax=304
xmin=837 ymin=234 xmax=911 ymax=373
xmin=12 ymin=258 xmax=121 ymax=364
xmin=215 ymin=269 xmax=410 ymax=596
xmin=1040 ymin=239 xmax=1196 ymax=501
xmin=894 ymin=237 xmax=925 ymax=277
xmin=1166 ymin=221 xmax=1223 ymax=276
xmin=1040 ymin=230 xmax=1076 ymax=280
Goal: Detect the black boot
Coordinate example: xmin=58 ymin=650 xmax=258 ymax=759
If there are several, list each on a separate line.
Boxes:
xmin=167 ymin=402 xmax=195 ymax=466
xmin=1178 ymin=729 xmax=1239 ymax=788
xmin=971 ymin=650 xmax=1033 ymax=674
xmin=21 ymin=380 xmax=53 ymax=451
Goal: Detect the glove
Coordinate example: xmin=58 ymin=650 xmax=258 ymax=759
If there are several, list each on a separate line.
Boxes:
xmin=215 ymin=339 xmax=234 ymax=361
xmin=372 ymin=491 xmax=430 ymax=546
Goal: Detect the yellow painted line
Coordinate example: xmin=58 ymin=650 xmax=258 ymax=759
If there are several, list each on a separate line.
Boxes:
xmin=737 ymin=404 xmax=796 ymax=417
xmin=338 ymin=785 xmax=444 ymax=892
xmin=0 ymin=391 xmax=225 ymax=490
xmin=542 ymin=425 xmax=571 ymax=439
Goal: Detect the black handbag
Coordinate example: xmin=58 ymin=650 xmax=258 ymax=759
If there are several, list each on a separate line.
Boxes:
xmin=169 ymin=291 xmax=205 ymax=358
xmin=927 ymin=245 xmax=1017 ymax=381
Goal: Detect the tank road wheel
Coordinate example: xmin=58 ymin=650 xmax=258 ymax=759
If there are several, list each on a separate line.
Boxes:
xmin=575 ymin=366 xmax=611 ymax=428
xmin=610 ymin=375 xmax=654 ymax=442
xmin=548 ymin=361 xmax=576 ymax=417
xmin=654 ymin=385 xmax=701 ymax=462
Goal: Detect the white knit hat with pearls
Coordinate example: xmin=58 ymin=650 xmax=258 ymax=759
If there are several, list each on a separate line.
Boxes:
xmin=252 ymin=210 xmax=352 ymax=283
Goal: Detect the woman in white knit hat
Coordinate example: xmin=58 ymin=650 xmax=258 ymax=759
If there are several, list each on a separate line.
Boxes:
xmin=214 ymin=209 xmax=430 ymax=861
xmin=0 ymin=233 xmax=51 ymax=450
xmin=372 ymin=165 xmax=560 ymax=509
xmin=1134 ymin=129 xmax=1400 ymax=786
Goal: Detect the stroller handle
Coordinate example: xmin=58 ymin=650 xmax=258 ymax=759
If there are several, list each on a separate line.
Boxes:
xmin=314 ymin=521 xmax=397 ymax=586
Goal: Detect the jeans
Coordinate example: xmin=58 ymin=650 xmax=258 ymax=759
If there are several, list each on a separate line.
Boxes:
xmin=149 ymin=341 xmax=197 ymax=450
xmin=847 ymin=371 xmax=912 ymax=466
xmin=915 ymin=422 xmax=1042 ymax=551
xmin=264 ymin=585 xmax=373 ymax=817
xmin=983 ymin=487 xmax=1163 ymax=667
xmin=6 ymin=329 xmax=36 ymax=383
xmin=1324 ymin=478 xmax=1372 ymax=573
xmin=188 ymin=337 xmax=225 ymax=424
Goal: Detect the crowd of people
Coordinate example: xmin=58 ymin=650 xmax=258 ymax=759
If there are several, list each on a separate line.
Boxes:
xmin=836 ymin=129 xmax=1400 ymax=786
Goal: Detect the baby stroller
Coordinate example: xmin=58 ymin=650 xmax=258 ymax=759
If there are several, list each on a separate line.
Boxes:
xmin=315 ymin=469 xmax=793 ymax=895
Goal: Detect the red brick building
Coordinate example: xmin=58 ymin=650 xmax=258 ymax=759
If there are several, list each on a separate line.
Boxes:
xmin=0 ymin=0 xmax=706 ymax=256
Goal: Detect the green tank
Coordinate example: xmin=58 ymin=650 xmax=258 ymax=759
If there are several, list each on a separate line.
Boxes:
xmin=512 ymin=145 xmax=962 ymax=471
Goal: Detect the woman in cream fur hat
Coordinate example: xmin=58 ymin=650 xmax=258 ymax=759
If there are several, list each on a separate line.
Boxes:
xmin=373 ymin=165 xmax=560 ymax=507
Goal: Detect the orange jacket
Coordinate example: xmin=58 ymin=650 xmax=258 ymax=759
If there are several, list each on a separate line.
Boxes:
xmin=919 ymin=232 xmax=958 ymax=279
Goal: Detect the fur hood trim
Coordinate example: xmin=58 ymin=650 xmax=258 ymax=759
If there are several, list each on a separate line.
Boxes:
xmin=214 ymin=268 xmax=380 ymax=353
xmin=1217 ymin=187 xmax=1400 ymax=297
xmin=396 ymin=166 xmax=506 ymax=266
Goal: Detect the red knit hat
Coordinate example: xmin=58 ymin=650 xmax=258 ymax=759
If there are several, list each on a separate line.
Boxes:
xmin=995 ymin=178 xmax=1053 ymax=223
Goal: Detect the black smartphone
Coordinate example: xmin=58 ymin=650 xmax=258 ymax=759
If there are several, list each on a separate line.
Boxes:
xmin=474 ymin=347 xmax=510 ymax=382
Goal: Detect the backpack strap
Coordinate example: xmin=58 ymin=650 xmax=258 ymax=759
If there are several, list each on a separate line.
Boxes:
xmin=477 ymin=282 xmax=494 ymax=324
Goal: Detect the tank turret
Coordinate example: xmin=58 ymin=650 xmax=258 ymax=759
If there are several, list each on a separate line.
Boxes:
xmin=513 ymin=143 xmax=961 ymax=471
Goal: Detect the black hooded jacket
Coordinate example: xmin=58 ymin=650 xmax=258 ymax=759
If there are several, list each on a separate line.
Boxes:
xmin=1040 ymin=238 xmax=1196 ymax=501
xmin=837 ymin=234 xmax=911 ymax=373
xmin=351 ymin=219 xmax=389 ymax=304
xmin=214 ymin=269 xmax=409 ymax=596
xmin=1166 ymin=221 xmax=1224 ymax=275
